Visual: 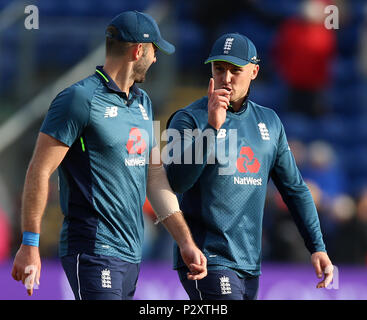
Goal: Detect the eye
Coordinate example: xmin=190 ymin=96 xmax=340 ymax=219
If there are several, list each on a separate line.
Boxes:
xmin=232 ymin=68 xmax=242 ymax=73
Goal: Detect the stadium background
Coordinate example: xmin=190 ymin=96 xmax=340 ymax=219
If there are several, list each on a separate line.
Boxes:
xmin=0 ymin=0 xmax=366 ymax=299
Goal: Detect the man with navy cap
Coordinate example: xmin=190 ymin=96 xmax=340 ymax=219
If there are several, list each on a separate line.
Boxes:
xmin=11 ymin=11 xmax=207 ymax=300
xmin=165 ymin=33 xmax=334 ymax=300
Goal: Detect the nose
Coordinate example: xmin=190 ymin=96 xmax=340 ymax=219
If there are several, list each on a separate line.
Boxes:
xmin=223 ymin=70 xmax=231 ymax=84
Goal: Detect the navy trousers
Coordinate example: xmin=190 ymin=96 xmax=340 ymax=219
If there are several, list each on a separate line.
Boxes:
xmin=61 ymin=253 xmax=140 ymax=300
xmin=178 ymin=267 xmax=259 ymax=300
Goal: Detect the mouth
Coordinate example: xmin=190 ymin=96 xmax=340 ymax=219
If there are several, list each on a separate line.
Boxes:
xmin=222 ymin=86 xmax=232 ymax=94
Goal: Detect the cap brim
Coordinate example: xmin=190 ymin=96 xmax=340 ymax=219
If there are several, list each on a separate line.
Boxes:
xmin=153 ymin=38 xmax=175 ymax=55
xmin=204 ymin=55 xmax=251 ymax=67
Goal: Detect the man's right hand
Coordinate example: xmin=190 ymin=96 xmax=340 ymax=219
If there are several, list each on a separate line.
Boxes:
xmin=11 ymin=245 xmax=41 ymax=296
xmin=179 ymin=242 xmax=207 ymax=281
xmin=207 ymin=78 xmax=230 ymax=130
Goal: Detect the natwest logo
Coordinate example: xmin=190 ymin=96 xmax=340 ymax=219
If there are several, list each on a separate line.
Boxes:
xmin=126 ymin=128 xmax=147 ymax=155
xmin=236 ymin=146 xmax=261 ymax=173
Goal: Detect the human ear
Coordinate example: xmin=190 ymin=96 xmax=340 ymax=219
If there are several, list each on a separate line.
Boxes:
xmin=251 ymin=64 xmax=259 ymax=80
xmin=132 ymin=43 xmax=143 ymax=61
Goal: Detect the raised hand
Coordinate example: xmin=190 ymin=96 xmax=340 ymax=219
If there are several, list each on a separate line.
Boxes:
xmin=207 ymin=78 xmax=230 ymax=130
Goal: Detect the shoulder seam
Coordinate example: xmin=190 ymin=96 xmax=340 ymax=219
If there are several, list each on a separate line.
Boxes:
xmin=169 ymin=109 xmax=200 ymax=130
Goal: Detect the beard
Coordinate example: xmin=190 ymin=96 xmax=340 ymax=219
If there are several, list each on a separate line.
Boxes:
xmin=132 ymin=55 xmax=150 ymax=83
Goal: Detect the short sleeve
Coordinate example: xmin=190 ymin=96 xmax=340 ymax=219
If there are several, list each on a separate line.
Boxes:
xmin=40 ymin=85 xmax=91 ymax=147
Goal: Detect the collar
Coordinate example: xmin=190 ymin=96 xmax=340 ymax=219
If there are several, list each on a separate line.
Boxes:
xmin=227 ymin=89 xmax=250 ymax=114
xmin=95 ymin=65 xmax=141 ymax=99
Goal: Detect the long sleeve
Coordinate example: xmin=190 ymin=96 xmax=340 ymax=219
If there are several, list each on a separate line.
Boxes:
xmin=270 ymin=123 xmax=326 ymax=254
xmin=165 ymin=110 xmax=216 ymax=194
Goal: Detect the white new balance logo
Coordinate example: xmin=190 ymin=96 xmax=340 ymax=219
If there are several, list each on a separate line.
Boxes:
xmin=217 ymin=128 xmax=226 ymax=139
xmin=223 ymin=37 xmax=234 ymax=54
xmin=101 ymin=269 xmax=112 ymax=288
xmin=104 ymin=106 xmax=118 ymax=118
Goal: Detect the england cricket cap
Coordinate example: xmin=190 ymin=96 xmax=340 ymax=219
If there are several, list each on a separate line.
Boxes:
xmin=106 ymin=10 xmax=175 ymax=55
xmin=205 ymin=33 xmax=260 ymax=67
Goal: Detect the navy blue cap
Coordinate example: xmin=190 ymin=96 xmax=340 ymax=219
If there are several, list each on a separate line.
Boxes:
xmin=205 ymin=33 xmax=260 ymax=67
xmin=106 ymin=10 xmax=175 ymax=55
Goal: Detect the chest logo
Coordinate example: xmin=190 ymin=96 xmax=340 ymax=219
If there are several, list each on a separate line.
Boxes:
xmin=217 ymin=128 xmax=226 ymax=139
xmin=236 ymin=146 xmax=261 ymax=173
xmin=138 ymin=104 xmax=149 ymax=120
xmin=126 ymin=128 xmax=147 ymax=155
xmin=104 ymin=106 xmax=118 ymax=118
xmin=258 ymin=122 xmax=270 ymax=140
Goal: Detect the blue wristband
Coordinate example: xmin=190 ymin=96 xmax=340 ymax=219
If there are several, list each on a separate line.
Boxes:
xmin=22 ymin=231 xmax=40 ymax=247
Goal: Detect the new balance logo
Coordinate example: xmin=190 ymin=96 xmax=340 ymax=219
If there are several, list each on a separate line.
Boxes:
xmin=219 ymin=276 xmax=232 ymax=295
xmin=223 ymin=37 xmax=234 ymax=54
xmin=258 ymin=122 xmax=270 ymax=140
xmin=217 ymin=128 xmax=226 ymax=139
xmin=104 ymin=106 xmax=118 ymax=118
xmin=101 ymin=269 xmax=112 ymax=289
